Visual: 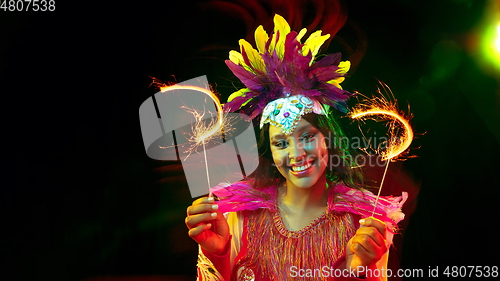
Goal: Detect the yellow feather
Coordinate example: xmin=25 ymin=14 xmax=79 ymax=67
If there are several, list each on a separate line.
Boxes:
xmin=327 ymin=60 xmax=350 ymax=89
xmin=269 ymin=14 xmax=291 ymax=58
xmin=301 ymin=30 xmax=318 ymax=56
xmin=327 ymin=79 xmax=343 ymax=90
xmin=337 ymin=61 xmax=351 ymax=74
xmin=254 ymin=25 xmax=269 ymax=54
xmin=296 ymin=28 xmax=307 ymax=44
xmin=227 ymin=88 xmax=248 ymax=102
xmin=229 ymin=50 xmax=244 ymax=65
xmin=228 ymin=88 xmax=252 ymax=107
xmin=303 ymin=30 xmax=330 ymax=62
xmin=239 ymin=39 xmax=265 ymax=73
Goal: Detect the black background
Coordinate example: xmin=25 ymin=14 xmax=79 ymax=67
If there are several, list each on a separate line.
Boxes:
xmin=1 ymin=0 xmax=499 ymax=280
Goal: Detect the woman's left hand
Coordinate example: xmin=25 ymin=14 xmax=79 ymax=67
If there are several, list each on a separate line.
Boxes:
xmin=345 ymin=217 xmax=388 ymax=276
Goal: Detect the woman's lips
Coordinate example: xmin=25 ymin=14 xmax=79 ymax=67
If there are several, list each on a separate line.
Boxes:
xmin=289 ymin=162 xmax=315 ymax=177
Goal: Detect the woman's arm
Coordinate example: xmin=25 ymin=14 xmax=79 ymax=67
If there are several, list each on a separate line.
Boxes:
xmin=343 ymin=217 xmax=390 ymax=281
xmin=197 ymin=240 xmax=231 ymax=280
xmin=196 ymin=211 xmax=244 ymax=280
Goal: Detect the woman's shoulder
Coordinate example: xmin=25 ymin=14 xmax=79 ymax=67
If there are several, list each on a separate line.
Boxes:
xmin=210 ymin=180 xmax=279 ymax=213
xmin=328 ymin=183 xmax=408 ymax=232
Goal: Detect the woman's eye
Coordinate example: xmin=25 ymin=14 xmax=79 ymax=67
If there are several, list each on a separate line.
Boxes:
xmin=273 ymin=140 xmax=288 ymax=148
xmin=301 ymin=134 xmax=316 ymax=142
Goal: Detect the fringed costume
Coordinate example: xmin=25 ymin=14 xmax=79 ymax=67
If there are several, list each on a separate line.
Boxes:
xmin=197 ymin=182 xmax=407 ymax=280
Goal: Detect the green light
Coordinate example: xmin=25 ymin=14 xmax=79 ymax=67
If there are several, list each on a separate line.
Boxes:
xmin=479 ymin=0 xmax=500 ymax=72
xmin=480 ymin=23 xmax=500 ymax=71
xmin=496 ymin=25 xmax=500 ymax=53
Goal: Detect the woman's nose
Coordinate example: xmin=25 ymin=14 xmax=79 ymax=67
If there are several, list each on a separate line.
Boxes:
xmin=288 ymin=141 xmax=306 ymax=161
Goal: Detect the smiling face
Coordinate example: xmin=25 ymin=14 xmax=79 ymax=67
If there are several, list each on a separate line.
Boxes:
xmin=269 ymin=116 xmax=329 ymax=190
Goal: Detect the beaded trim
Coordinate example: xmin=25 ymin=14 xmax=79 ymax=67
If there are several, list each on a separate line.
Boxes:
xmin=234 ymin=208 xmax=356 ymax=280
xmin=273 ymin=209 xmax=329 ymax=239
xmin=264 ymin=107 xmax=313 ymax=135
xmin=260 ymin=94 xmax=324 ymax=135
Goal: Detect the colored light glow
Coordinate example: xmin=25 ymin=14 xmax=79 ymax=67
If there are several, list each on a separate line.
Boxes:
xmin=479 ymin=0 xmax=500 ymax=71
xmin=496 ymin=25 xmax=500 ymax=53
xmin=481 ymin=23 xmax=500 ymax=70
xmin=350 ymin=84 xmax=414 ymax=162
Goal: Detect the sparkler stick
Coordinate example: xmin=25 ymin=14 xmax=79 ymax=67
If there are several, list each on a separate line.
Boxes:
xmin=159 ymin=83 xmax=224 ymax=198
xmin=350 ymin=83 xmax=414 ymax=217
xmin=202 ymin=140 xmax=213 ymax=197
xmin=371 ymin=158 xmax=390 ymax=217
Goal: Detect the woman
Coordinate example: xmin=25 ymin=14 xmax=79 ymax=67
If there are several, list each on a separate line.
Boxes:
xmin=185 ymin=14 xmax=407 ymax=280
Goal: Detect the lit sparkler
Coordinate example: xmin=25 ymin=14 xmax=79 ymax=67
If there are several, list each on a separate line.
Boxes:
xmin=157 ymin=80 xmax=227 ymax=197
xmin=160 ymin=84 xmax=224 ymax=142
xmin=349 ymin=82 xmax=414 ymax=216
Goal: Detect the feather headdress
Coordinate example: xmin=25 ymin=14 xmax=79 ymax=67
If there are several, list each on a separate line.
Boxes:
xmin=224 ymin=14 xmax=355 ymax=121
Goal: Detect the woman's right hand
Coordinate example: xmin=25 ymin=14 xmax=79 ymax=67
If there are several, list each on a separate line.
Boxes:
xmin=185 ymin=197 xmax=230 ymax=255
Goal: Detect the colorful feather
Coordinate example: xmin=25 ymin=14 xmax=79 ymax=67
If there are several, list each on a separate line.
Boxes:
xmin=224 ymin=14 xmax=356 ymax=117
xmin=210 ymin=180 xmax=407 ymax=233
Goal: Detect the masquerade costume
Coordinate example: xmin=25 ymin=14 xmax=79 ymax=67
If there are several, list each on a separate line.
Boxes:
xmin=196 ymin=14 xmax=407 ymax=280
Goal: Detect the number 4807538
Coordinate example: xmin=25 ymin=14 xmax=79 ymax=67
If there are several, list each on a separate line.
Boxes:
xmin=0 ymin=0 xmax=56 ymax=11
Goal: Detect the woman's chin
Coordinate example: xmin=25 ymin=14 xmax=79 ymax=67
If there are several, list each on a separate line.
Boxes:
xmin=287 ymin=177 xmax=320 ymax=189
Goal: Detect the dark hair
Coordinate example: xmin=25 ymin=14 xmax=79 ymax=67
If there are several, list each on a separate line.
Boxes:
xmin=248 ymin=110 xmax=364 ymax=191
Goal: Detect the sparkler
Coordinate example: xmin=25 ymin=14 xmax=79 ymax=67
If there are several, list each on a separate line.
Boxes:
xmin=158 ymin=81 xmax=225 ymax=198
xmin=349 ymin=82 xmax=414 ymax=216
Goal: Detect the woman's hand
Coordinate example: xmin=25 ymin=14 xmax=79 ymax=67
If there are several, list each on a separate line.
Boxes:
xmin=185 ymin=197 xmax=230 ymax=255
xmin=345 ymin=217 xmax=388 ymax=276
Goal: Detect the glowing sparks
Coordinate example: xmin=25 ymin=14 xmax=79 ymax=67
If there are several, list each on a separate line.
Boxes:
xmin=160 ymin=84 xmax=224 ymax=143
xmin=150 ymin=76 xmax=234 ymax=159
xmin=350 ymin=83 xmax=414 ymax=161
xmin=176 ymin=103 xmax=233 ymax=159
xmin=155 ymin=79 xmax=231 ymax=197
xmin=349 ymin=82 xmax=415 ymax=217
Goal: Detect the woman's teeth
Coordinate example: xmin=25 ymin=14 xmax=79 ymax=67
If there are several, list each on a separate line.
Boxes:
xmin=291 ymin=162 xmax=312 ymax=172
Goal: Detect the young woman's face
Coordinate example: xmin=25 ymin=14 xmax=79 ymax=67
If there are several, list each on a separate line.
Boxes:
xmin=269 ymin=117 xmax=329 ymax=189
